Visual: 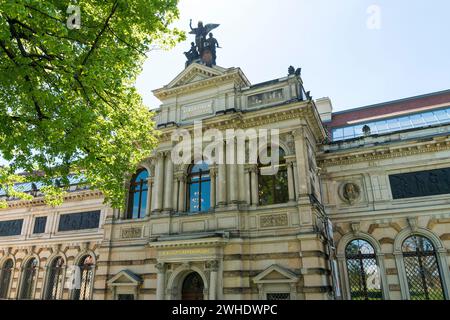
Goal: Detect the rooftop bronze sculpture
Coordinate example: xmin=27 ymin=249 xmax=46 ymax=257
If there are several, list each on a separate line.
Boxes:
xmin=185 ymin=19 xmax=221 ymax=68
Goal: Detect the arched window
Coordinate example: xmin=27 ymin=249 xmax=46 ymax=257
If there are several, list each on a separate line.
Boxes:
xmin=187 ymin=162 xmax=211 ymax=213
xmin=19 ymin=258 xmax=38 ymax=299
xmin=127 ymin=169 xmax=149 ymax=219
xmin=402 ymin=235 xmax=445 ymax=300
xmin=345 ymin=239 xmax=382 ymax=300
xmin=44 ymin=257 xmax=65 ymax=300
xmin=0 ymin=259 xmax=14 ymax=299
xmin=258 ymin=148 xmax=289 ymax=206
xmin=72 ymin=255 xmax=94 ymax=300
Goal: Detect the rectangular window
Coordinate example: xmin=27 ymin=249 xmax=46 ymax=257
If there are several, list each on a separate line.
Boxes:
xmin=0 ymin=219 xmax=23 ymax=237
xmin=58 ymin=211 xmax=101 ymax=232
xmin=118 ymin=294 xmax=134 ymax=300
xmin=33 ymin=217 xmax=47 ymax=234
xmin=389 ymin=167 xmax=450 ymax=199
xmin=267 ymin=293 xmax=290 ymax=300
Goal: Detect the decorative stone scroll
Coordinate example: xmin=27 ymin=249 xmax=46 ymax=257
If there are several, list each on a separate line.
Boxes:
xmin=260 ymin=214 xmax=288 ymax=228
xmin=121 ymin=227 xmax=142 ymax=239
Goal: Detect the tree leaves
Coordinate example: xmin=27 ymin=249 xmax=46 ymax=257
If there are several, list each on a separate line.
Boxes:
xmin=0 ymin=0 xmax=184 ymax=208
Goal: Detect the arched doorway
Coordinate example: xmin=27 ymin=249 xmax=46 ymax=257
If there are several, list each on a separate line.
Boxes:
xmin=181 ymin=272 xmax=204 ymax=300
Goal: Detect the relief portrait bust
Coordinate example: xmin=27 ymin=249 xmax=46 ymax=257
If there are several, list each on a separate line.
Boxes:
xmin=339 ymin=182 xmax=361 ymax=204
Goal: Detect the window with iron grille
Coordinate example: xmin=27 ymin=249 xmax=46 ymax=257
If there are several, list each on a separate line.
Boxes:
xmin=402 ymin=235 xmax=445 ymax=300
xmin=267 ymin=293 xmax=290 ymax=300
xmin=0 ymin=259 xmax=13 ymax=299
xmin=44 ymin=256 xmax=64 ymax=300
xmin=19 ymin=258 xmax=38 ymax=299
xmin=345 ymin=239 xmax=383 ymax=300
xmin=72 ymin=255 xmax=94 ymax=300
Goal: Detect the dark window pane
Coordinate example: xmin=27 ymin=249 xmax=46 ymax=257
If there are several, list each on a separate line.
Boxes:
xmin=187 ymin=162 xmax=211 ymax=213
xmin=58 ymin=211 xmax=100 ymax=232
xmin=127 ymin=169 xmax=149 ymax=219
xmin=200 ymin=180 xmax=211 ymax=212
xmin=389 ymin=167 xmax=450 ymax=199
xmin=0 ymin=220 xmax=23 ymax=237
xmin=258 ymin=148 xmax=289 ymax=206
xmin=33 ymin=217 xmax=47 ymax=234
xmin=189 ymin=182 xmax=200 ymax=212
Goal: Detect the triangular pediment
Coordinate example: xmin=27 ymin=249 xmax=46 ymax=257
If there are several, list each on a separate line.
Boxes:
xmin=165 ymin=63 xmax=227 ymax=89
xmin=107 ymin=270 xmax=142 ymax=286
xmin=253 ymin=265 xmax=299 ymax=284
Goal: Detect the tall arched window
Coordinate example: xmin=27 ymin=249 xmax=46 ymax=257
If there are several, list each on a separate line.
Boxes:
xmin=127 ymin=169 xmax=149 ymax=219
xmin=345 ymin=239 xmax=382 ymax=300
xmin=187 ymin=162 xmax=211 ymax=213
xmin=44 ymin=256 xmax=65 ymax=300
xmin=72 ymin=255 xmax=94 ymax=300
xmin=402 ymin=235 xmax=445 ymax=300
xmin=19 ymin=258 xmax=38 ymax=299
xmin=0 ymin=259 xmax=14 ymax=299
xmin=258 ymin=148 xmax=289 ymax=206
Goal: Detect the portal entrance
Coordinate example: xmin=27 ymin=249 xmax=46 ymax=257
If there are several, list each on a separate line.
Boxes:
xmin=181 ymin=272 xmax=204 ymax=300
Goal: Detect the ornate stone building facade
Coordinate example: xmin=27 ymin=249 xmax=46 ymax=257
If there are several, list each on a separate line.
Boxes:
xmin=0 ymin=63 xmax=449 ymax=300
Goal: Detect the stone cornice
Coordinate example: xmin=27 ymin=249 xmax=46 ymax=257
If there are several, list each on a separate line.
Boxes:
xmin=158 ymin=100 xmax=327 ymax=143
xmin=153 ymin=67 xmax=249 ymax=100
xmin=1 ymin=190 xmax=103 ymax=210
xmin=149 ymin=237 xmax=228 ymax=249
xmin=318 ymin=136 xmax=450 ymax=167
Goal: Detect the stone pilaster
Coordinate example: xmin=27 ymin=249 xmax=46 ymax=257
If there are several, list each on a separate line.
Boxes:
xmin=163 ymin=153 xmax=174 ymax=212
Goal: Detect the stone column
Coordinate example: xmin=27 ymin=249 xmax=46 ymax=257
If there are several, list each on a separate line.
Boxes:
xmin=250 ymin=165 xmax=259 ymax=206
xmin=210 ymin=167 xmax=217 ymax=209
xmin=163 ymin=154 xmax=174 ymax=212
xmin=208 ymin=260 xmax=219 ymax=300
xmin=293 ymin=127 xmax=310 ymax=197
xmin=152 ymin=153 xmax=165 ymax=212
xmin=244 ymin=166 xmax=251 ymax=205
xmin=228 ymin=140 xmax=238 ymax=204
xmin=293 ymin=161 xmax=300 ymax=198
xmin=286 ymin=160 xmax=295 ymax=201
xmin=146 ymin=176 xmax=153 ymax=217
xmin=172 ymin=177 xmax=179 ymax=212
xmin=218 ymin=142 xmax=227 ymax=206
xmin=178 ymin=174 xmax=187 ymax=212
xmin=237 ymin=164 xmax=245 ymax=203
xmin=155 ymin=262 xmax=166 ymax=300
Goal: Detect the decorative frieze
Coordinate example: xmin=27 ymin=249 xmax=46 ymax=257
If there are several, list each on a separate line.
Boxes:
xmin=260 ymin=214 xmax=288 ymax=228
xmin=121 ymin=227 xmax=142 ymax=239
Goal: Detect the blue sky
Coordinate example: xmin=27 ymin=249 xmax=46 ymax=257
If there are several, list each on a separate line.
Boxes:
xmin=136 ymin=0 xmax=450 ymax=112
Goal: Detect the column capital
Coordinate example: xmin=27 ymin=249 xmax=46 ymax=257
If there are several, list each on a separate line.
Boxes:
xmin=210 ymin=167 xmax=218 ymax=176
xmin=206 ymin=260 xmax=219 ymax=272
xmin=155 ymin=262 xmax=166 ymax=273
xmin=175 ymin=172 xmax=188 ymax=182
xmin=248 ymin=164 xmax=259 ymax=174
xmin=292 ymin=126 xmax=307 ymax=138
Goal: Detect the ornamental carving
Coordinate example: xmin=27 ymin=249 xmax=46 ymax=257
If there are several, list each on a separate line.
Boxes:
xmin=260 ymin=214 xmax=288 ymax=228
xmin=121 ymin=227 xmax=142 ymax=239
xmin=339 ymin=182 xmax=361 ymax=205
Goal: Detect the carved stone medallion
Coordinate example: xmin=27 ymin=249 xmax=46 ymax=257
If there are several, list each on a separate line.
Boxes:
xmin=339 ymin=182 xmax=361 ymax=204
